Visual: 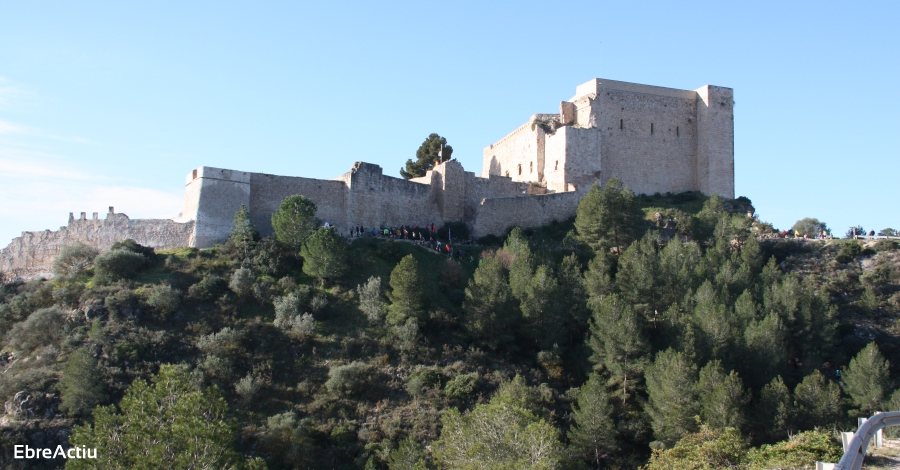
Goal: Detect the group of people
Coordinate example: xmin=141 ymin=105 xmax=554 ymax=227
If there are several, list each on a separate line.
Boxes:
xmin=343 ymin=222 xmax=477 ymax=263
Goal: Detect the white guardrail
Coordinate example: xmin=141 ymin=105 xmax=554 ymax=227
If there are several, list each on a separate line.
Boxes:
xmin=819 ymin=411 xmax=900 ymax=470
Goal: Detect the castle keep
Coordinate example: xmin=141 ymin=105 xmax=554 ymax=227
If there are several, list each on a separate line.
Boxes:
xmin=1 ymin=78 xmax=734 ymax=278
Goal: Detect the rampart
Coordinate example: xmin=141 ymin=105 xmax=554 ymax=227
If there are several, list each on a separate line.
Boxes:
xmin=1 ymin=77 xmax=735 ymax=279
xmin=0 ymin=208 xmax=193 ymax=280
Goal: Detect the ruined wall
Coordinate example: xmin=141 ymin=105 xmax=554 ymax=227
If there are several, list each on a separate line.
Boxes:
xmin=470 ymin=190 xmax=585 ymax=238
xmin=481 ymin=120 xmax=544 ymax=182
xmin=0 ymin=210 xmax=194 ymax=280
xmin=343 ymin=162 xmax=439 ymax=231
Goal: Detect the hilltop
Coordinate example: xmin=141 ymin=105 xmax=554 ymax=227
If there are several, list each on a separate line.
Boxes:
xmin=0 ymin=185 xmax=898 ymax=469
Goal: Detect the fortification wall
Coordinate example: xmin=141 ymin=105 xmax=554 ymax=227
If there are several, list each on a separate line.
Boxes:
xmin=0 ymin=210 xmax=194 ymax=280
xmin=343 ymin=162 xmax=440 ymax=231
xmin=595 ymin=86 xmax=699 ymax=195
xmin=463 ymin=171 xmax=529 ymax=220
xmin=247 ymin=172 xmax=347 ymax=237
xmin=696 ymin=85 xmax=735 ymax=198
xmin=470 ymin=190 xmax=585 ymax=238
xmin=482 ymin=120 xmax=544 ymax=181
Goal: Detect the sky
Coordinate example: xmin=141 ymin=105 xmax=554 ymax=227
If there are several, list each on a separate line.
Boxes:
xmin=1 ymin=1 xmax=898 ymax=247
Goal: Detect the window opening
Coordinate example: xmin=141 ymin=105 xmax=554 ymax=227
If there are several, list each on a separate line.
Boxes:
xmin=517 ymin=164 xmax=522 ymax=176
xmin=651 ymin=123 xmax=654 ymax=135
xmin=620 ymin=119 xmax=623 ymax=130
xmin=529 ymin=161 xmax=533 ymax=173
xmin=676 ymin=126 xmax=680 ymax=137
xmin=555 ymin=160 xmax=558 ymax=171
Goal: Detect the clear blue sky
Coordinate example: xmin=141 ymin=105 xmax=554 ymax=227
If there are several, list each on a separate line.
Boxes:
xmin=1 ymin=1 xmax=897 ymax=247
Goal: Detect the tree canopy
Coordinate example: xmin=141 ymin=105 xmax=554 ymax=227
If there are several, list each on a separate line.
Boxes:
xmin=400 ymin=133 xmax=453 ymax=179
xmin=271 ymin=195 xmax=318 ymax=249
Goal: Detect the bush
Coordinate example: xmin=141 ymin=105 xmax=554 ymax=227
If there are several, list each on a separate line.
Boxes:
xmin=357 ymin=276 xmax=385 ymax=324
xmin=110 ymin=238 xmax=156 ymax=259
xmin=274 ymin=293 xmax=303 ymax=328
xmin=408 ymin=368 xmax=441 ymax=398
xmin=836 ymin=242 xmax=862 ymax=263
xmin=229 ymin=267 xmax=254 ymax=297
xmin=287 ymin=313 xmax=314 ymax=339
xmin=187 ymin=275 xmax=228 ymax=301
xmin=873 ymin=240 xmax=897 ymax=252
xmin=250 ymin=237 xmax=291 ymax=277
xmin=53 ymin=243 xmax=99 ymax=277
xmin=145 ymin=284 xmax=182 ymax=317
xmin=235 ymin=372 xmax=262 ymax=401
xmin=58 ymin=347 xmax=105 ymax=418
xmin=444 ymin=373 xmax=478 ymax=400
xmin=93 ymin=249 xmax=147 ymax=283
xmin=325 ymin=361 xmax=370 ymax=395
xmin=5 ymin=306 xmax=67 ymax=353
xmin=196 ymin=327 xmax=242 ymax=356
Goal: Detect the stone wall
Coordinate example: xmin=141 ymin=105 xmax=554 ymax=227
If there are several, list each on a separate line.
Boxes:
xmin=0 ymin=210 xmax=194 ymax=280
xmin=481 ymin=120 xmax=544 ymax=182
xmin=594 ymin=85 xmax=699 ymax=195
xmin=470 ymin=190 xmax=586 ymax=238
xmin=482 ymin=78 xmax=735 ymax=199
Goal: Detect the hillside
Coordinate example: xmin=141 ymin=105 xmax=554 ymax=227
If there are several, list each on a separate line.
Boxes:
xmin=0 ymin=184 xmax=898 ymax=469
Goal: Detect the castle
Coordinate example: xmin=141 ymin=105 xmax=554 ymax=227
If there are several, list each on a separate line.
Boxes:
xmin=0 ymin=78 xmax=734 ymax=278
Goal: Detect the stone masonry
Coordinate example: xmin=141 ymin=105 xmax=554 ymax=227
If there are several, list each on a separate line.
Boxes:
xmin=0 ymin=78 xmax=735 ymax=279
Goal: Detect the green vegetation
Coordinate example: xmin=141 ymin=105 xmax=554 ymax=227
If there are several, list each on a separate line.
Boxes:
xmin=400 ymin=133 xmax=453 ymax=179
xmin=2 ymin=185 xmax=899 ymax=469
xmin=271 ymin=194 xmax=319 ymax=249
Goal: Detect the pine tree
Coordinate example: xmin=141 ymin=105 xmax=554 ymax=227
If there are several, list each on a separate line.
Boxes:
xmin=400 ymin=133 xmax=453 ymax=179
xmin=584 ymin=251 xmax=615 ymax=310
xmin=230 ymin=204 xmax=259 ymax=259
xmin=754 ymin=376 xmax=794 ymax=442
xmin=574 ymin=178 xmax=639 ymax=254
xmin=463 ymin=257 xmax=517 ymax=349
xmin=567 ymin=373 xmax=618 ymax=467
xmin=615 ymin=233 xmax=661 ymax=310
xmin=794 ymin=370 xmax=843 ymax=431
xmin=658 ymin=237 xmax=702 ymax=308
xmin=58 ymin=347 xmax=105 ymax=418
xmin=387 ymin=255 xmax=425 ymax=325
xmin=520 ymin=265 xmax=565 ymax=350
xmin=300 ymin=227 xmax=348 ymax=287
xmin=271 ymin=195 xmax=318 ymax=249
xmin=741 ymin=310 xmax=786 ymax=391
xmin=507 ymin=236 xmax=535 ymax=301
xmin=697 ymin=360 xmax=748 ymax=430
xmin=67 ymin=365 xmax=263 ymax=470
xmin=842 ymin=342 xmax=891 ymax=415
xmin=692 ymin=281 xmax=733 ymax=363
xmin=645 ymin=348 xmax=700 ymax=445
xmin=588 ymin=294 xmax=650 ymax=404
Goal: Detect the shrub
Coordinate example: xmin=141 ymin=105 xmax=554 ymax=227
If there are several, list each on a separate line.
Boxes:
xmin=187 ymin=275 xmax=228 ymax=301
xmin=873 ymin=240 xmax=897 ymax=252
xmin=250 ymin=237 xmax=291 ymax=277
xmin=53 ymin=243 xmax=99 ymax=277
xmin=271 ymin=195 xmax=318 ymax=249
xmin=235 ymin=372 xmax=262 ymax=401
xmin=836 ymin=242 xmax=862 ymax=263
xmin=444 ymin=373 xmax=478 ymax=400
xmin=52 ymin=281 xmax=85 ymax=308
xmin=109 ymin=238 xmax=156 ymax=259
xmin=94 ymin=249 xmax=147 ymax=283
xmin=325 ymin=361 xmax=370 ymax=395
xmin=199 ymin=354 xmax=234 ymax=380
xmin=274 ymin=293 xmax=303 ymax=328
xmin=145 ymin=284 xmax=182 ymax=317
xmin=58 ymin=347 xmax=105 ymax=418
xmin=229 ymin=267 xmax=254 ymax=297
xmin=196 ymin=327 xmax=242 ymax=356
xmin=309 ymin=293 xmax=328 ymax=313
xmin=5 ymin=306 xmax=67 ymax=353
xmin=290 ymin=313 xmax=316 ymax=339
xmin=357 ymin=276 xmax=385 ymax=324
xmin=408 ymin=368 xmax=441 ymax=398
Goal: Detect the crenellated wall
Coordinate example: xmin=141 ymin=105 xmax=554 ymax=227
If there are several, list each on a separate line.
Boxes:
xmin=0 ymin=209 xmax=194 ymax=280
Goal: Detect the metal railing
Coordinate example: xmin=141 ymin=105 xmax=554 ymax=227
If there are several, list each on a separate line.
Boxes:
xmin=820 ymin=411 xmax=900 ymax=470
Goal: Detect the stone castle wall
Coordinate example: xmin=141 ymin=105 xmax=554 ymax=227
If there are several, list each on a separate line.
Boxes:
xmin=470 ymin=190 xmax=586 ymax=237
xmin=484 ymin=78 xmax=735 ymax=199
xmin=1 ymin=77 xmax=736 ymax=279
xmin=0 ymin=210 xmax=193 ymax=280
